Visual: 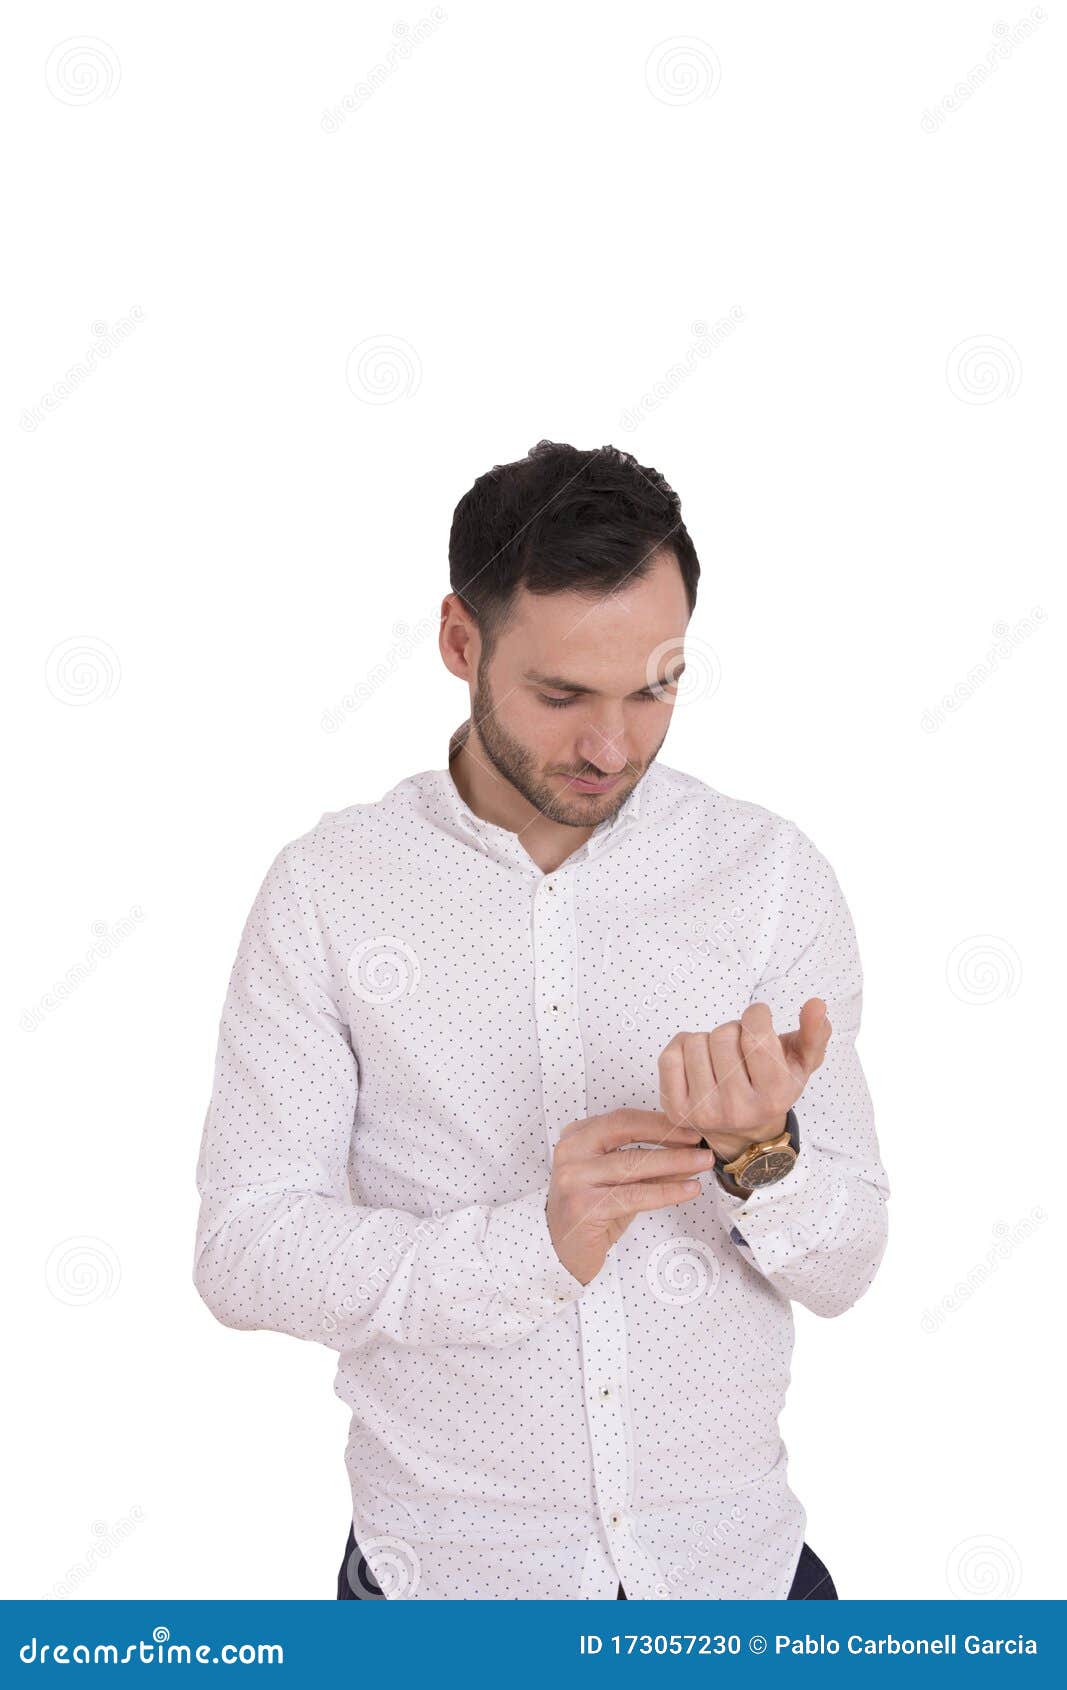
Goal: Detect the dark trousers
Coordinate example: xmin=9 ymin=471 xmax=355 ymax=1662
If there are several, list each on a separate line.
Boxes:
xmin=336 ymin=1523 xmax=837 ymax=1600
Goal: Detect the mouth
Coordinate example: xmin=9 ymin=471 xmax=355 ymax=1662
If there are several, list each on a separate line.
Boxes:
xmin=559 ymin=772 xmax=623 ymax=794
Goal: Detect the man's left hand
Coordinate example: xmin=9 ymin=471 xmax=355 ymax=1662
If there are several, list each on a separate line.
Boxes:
xmin=658 ymin=999 xmax=832 ymax=1163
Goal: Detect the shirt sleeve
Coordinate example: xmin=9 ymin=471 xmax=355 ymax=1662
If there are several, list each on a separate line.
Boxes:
xmin=193 ymin=837 xmax=585 ymax=1352
xmin=708 ymin=825 xmax=890 ymax=1318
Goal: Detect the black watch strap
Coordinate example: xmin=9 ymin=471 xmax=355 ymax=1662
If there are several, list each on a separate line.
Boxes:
xmin=701 ymin=1107 xmax=800 ymax=1197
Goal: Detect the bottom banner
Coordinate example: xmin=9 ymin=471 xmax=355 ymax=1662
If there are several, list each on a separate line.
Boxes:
xmin=3 ymin=1600 xmax=1064 ymax=1687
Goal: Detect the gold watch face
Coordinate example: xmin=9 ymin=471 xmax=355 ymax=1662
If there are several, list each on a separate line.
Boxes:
xmin=740 ymin=1149 xmax=795 ymax=1188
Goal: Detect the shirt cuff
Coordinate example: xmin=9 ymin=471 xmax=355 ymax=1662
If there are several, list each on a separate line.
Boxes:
xmin=711 ymin=1145 xmax=813 ymax=1234
xmin=482 ymin=1185 xmax=587 ymax=1309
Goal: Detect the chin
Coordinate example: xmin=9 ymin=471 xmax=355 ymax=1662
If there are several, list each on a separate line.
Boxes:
xmin=556 ymin=784 xmax=631 ymax=824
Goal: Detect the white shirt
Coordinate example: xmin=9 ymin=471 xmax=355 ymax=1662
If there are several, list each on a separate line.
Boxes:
xmin=193 ymin=727 xmax=890 ymax=1600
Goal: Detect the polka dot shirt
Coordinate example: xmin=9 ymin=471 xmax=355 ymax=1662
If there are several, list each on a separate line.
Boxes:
xmin=194 ymin=733 xmax=890 ymax=1599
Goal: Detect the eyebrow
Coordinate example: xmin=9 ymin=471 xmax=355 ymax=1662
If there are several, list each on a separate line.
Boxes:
xmin=523 ymin=663 xmax=686 ymax=695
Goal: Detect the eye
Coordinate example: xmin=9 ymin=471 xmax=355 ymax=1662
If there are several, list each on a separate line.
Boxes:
xmin=537 ymin=688 xmax=664 ymax=709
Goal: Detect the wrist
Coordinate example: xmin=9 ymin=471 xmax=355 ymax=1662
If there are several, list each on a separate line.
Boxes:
xmin=712 ymin=1110 xmax=800 ymax=1197
xmin=702 ymin=1115 xmax=789 ymax=1160
xmin=748 ymin=1114 xmax=789 ymax=1146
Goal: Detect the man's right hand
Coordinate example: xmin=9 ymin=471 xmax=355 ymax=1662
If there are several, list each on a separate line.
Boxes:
xmin=546 ymin=1108 xmax=716 ymax=1286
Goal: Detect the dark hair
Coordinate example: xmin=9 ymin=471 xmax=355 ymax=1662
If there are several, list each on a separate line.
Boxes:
xmin=448 ymin=440 xmax=700 ymax=656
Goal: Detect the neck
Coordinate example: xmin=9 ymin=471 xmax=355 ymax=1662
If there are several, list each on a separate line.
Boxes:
xmin=448 ymin=727 xmax=598 ymax=873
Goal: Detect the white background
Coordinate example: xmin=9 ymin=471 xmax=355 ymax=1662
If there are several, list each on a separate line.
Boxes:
xmin=3 ymin=2 xmax=1062 ymax=1600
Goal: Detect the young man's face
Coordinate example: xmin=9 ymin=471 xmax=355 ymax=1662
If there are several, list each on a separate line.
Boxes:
xmin=468 ymin=547 xmax=691 ymax=828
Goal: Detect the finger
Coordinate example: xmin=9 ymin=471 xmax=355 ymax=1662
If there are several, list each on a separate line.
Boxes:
xmin=682 ymin=1032 xmax=720 ymax=1127
xmin=739 ymin=1001 xmax=790 ymax=1096
xmin=585 ymin=1145 xmax=716 ymax=1186
xmin=792 ymin=997 xmax=832 ymax=1072
xmin=707 ymin=1020 xmax=757 ymax=1116
xmin=607 ymin=1178 xmax=704 ymax=1216
xmin=658 ymin=1034 xmax=691 ymax=1124
xmin=558 ymin=1107 xmax=703 ymax=1159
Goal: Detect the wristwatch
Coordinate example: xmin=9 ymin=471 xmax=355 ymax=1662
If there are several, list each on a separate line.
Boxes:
xmin=700 ymin=1108 xmax=800 ymax=1198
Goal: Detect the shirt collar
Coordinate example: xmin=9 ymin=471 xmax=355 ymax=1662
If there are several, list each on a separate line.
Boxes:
xmin=442 ymin=718 xmax=645 ymax=861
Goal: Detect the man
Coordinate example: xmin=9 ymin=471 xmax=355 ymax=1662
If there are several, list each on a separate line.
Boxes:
xmin=193 ymin=440 xmax=889 ymax=1601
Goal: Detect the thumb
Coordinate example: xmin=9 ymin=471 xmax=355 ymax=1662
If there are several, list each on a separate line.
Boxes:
xmin=790 ymin=997 xmax=832 ymax=1069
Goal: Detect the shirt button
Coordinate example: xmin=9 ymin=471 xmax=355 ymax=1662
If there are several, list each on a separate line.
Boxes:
xmin=599 ymin=1385 xmax=611 ymax=1399
xmin=610 ymin=1512 xmax=621 ymax=1527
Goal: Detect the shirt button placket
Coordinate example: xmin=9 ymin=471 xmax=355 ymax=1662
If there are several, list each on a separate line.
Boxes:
xmin=581 ymin=1262 xmax=631 ymax=1574
xmin=534 ymin=873 xmax=586 ymax=1161
xmin=533 ymin=869 xmax=633 ymax=1591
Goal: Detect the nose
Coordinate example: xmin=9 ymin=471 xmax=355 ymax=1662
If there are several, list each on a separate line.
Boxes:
xmin=575 ymin=721 xmax=629 ymax=775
